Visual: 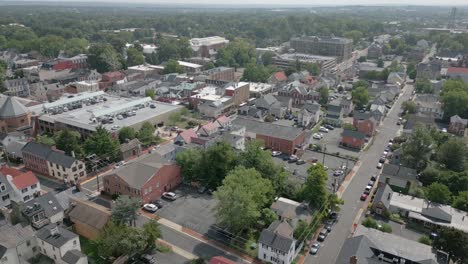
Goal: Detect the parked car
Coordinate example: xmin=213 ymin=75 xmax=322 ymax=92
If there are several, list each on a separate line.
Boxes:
xmin=140 ymin=254 xmax=157 ymax=264
xmin=333 ymin=170 xmax=344 ymax=177
xmin=370 ymin=174 xmax=377 ymax=181
xmin=329 ymin=211 xmax=339 ymax=220
xmin=143 ymin=203 xmax=158 ymax=213
xmin=368 ymin=180 xmax=375 ymax=187
xmin=162 ymin=192 xmax=177 ymax=201
xmin=325 ymin=224 xmax=332 ymax=232
xmin=360 ymin=193 xmax=368 ymax=201
xmin=272 ymin=151 xmax=282 ymax=157
xmin=310 ymin=243 xmax=320 ymax=255
xmin=115 ymin=161 xmax=126 ymax=168
xmin=312 ymin=133 xmax=322 ymax=140
xmin=324 ymin=124 xmax=335 ymax=130
xmin=379 ymin=156 xmax=386 ymax=163
xmin=364 ymin=185 xmax=372 ymax=194
xmin=317 ymin=229 xmax=328 ymax=242
xmin=319 ymin=126 xmax=329 ymax=133
xmin=376 ymin=163 xmax=383 ymax=169
xmin=296 ymin=159 xmax=306 ymax=165
xmin=397 ymin=121 xmax=401 ymax=125
xmin=288 ymin=155 xmax=298 ymax=163
xmin=149 ymin=104 xmax=156 ymax=109
xmin=152 ymin=199 xmax=163 ymax=208
xmin=198 ymin=186 xmax=207 ymax=194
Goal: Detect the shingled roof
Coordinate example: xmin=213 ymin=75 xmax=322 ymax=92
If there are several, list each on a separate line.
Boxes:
xmin=259 ymin=221 xmax=294 ymax=253
xmin=0 ymin=96 xmax=29 ymax=118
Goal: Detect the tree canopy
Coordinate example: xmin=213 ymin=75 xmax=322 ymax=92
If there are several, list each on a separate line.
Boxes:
xmin=118 ymin=127 xmax=136 ymax=144
xmin=88 ymin=43 xmax=123 ymax=73
xmin=216 ymin=39 xmax=255 ymax=67
xmin=163 ymin=59 xmax=185 ymax=74
xmin=111 ymin=195 xmax=141 ymax=226
xmin=424 ymin=183 xmax=452 ymax=205
xmin=351 ymin=86 xmax=369 ymax=109
xmin=301 ymin=163 xmax=328 ymax=209
xmin=402 ymin=124 xmax=434 ymax=171
xmin=83 ymin=126 xmax=120 ymax=160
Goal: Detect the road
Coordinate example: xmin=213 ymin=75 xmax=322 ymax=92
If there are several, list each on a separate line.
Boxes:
xmin=422 ymin=43 xmax=437 ymax=63
xmin=305 ymin=83 xmax=414 ymax=264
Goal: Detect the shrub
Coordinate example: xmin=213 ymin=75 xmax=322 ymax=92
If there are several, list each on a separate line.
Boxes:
xmin=418 ymin=235 xmax=431 ymax=245
xmin=362 ymin=217 xmax=378 ymax=229
xmin=379 ymin=223 xmax=392 ymax=233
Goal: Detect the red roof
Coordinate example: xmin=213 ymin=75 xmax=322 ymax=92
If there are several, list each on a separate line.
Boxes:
xmin=209 ymin=256 xmax=237 ymax=264
xmin=273 ymin=71 xmax=288 ymax=82
xmin=447 ymin=67 xmax=468 ymax=74
xmin=200 ymin=122 xmax=218 ymax=133
xmin=0 ymin=167 xmax=39 ymax=190
xmin=0 ymin=167 xmax=22 ymax=177
xmin=215 ymin=115 xmax=230 ymax=126
xmin=178 ymin=129 xmax=197 ymax=144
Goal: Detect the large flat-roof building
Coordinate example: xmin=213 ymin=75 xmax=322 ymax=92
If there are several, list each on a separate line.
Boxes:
xmin=28 ymin=91 xmax=183 ymax=137
xmin=275 ymin=53 xmax=337 ymax=73
xmin=290 ymin=36 xmax=353 ymax=62
xmin=190 ymin=36 xmax=229 ymax=59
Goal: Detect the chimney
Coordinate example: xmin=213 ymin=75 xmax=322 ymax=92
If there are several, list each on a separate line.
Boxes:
xmin=71 ymin=151 xmax=75 ymax=158
xmin=349 ymin=256 xmax=358 ymax=264
xmin=49 ymin=225 xmax=60 ymax=236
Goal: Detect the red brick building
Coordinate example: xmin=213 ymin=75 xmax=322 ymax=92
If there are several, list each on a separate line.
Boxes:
xmin=341 ymin=129 xmax=366 ymax=150
xmin=0 ymin=96 xmax=31 ymax=133
xmin=103 ymin=154 xmax=181 ymax=203
xmin=449 ymin=115 xmax=467 ymax=136
xmin=98 ymin=71 xmax=126 ymax=90
xmin=353 ymin=112 xmax=376 ymax=137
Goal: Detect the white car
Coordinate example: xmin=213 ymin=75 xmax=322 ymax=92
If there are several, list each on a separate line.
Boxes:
xmin=319 ymin=126 xmax=329 ymax=133
xmin=272 ymin=151 xmax=282 ymax=157
xmin=377 ymin=163 xmax=383 ymax=169
xmin=162 ymin=192 xmax=177 ymax=201
xmin=115 ymin=161 xmax=126 ymax=168
xmin=143 ymin=203 xmax=158 ymax=212
xmin=111 ymin=125 xmax=120 ymax=130
xmin=312 ymin=133 xmax=323 ymax=140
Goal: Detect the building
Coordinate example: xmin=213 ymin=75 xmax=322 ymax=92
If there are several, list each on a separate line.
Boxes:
xmin=103 ymin=153 xmax=181 ymax=203
xmin=274 ymin=53 xmax=337 ymax=73
xmin=353 ymin=112 xmax=376 ymax=137
xmin=379 ymin=164 xmax=418 ymax=190
xmin=36 ymin=224 xmax=87 ymax=264
xmin=232 ymin=117 xmax=306 ymax=155
xmin=268 ymin=71 xmax=288 ymax=86
xmin=414 ymin=94 xmax=444 ymax=119
xmin=290 ymin=36 xmax=353 ymax=62
xmin=336 ymin=226 xmax=447 ymax=264
xmin=324 ymin=104 xmax=343 ymax=127
xmin=447 ymin=67 xmax=468 ymax=82
xmin=407 ymin=46 xmax=426 ymax=62
xmin=0 ymin=173 xmax=13 ymax=208
xmin=22 ymin=192 xmax=64 ymax=229
xmin=270 ymin=197 xmax=312 ymax=228
xmin=339 ymin=98 xmax=354 ymax=116
xmin=29 ymin=91 xmax=183 ymax=138
xmin=176 ymin=61 xmax=203 ymax=74
xmin=70 ymin=81 xmax=100 ymax=94
xmin=371 ymin=183 xmax=393 ymax=215
xmin=358 ymin=63 xmax=384 ymax=79
xmin=190 ymin=83 xmax=249 ymax=117
xmin=0 ymin=167 xmax=40 ymax=203
xmin=367 ymin=43 xmax=383 ymax=59
xmin=249 ymin=83 xmax=274 ymax=98
xmin=200 ymin=67 xmax=236 ymax=85
xmin=190 ymin=36 xmax=229 ymax=59
xmin=402 ymin=113 xmax=437 ymax=136
xmin=0 ymin=96 xmax=32 ymax=134
xmin=448 ymin=115 xmax=467 ymax=136
xmin=278 ymin=81 xmax=319 ymax=107
xmin=417 ymin=62 xmax=442 ymax=80
xmin=387 ymin=72 xmax=405 ymax=88
xmin=297 ymin=102 xmax=321 ymax=128
xmin=0 ymin=223 xmax=38 ymax=264
xmin=120 ymin=138 xmax=142 ymax=160
xmin=67 ymin=197 xmax=111 ymax=240
xmin=3 ymin=78 xmax=30 ymax=97
xmin=258 ymin=221 xmax=296 ymax=264
xmin=42 ymin=54 xmax=88 ymax=71
xmin=98 ymin=71 xmax=126 ymax=90
xmin=341 ymin=129 xmax=366 ymax=150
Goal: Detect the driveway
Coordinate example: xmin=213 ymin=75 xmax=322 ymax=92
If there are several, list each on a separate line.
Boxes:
xmin=309 ymin=127 xmax=360 ymax=159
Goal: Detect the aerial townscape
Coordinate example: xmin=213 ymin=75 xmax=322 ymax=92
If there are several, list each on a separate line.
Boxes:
xmin=1 ymin=1 xmax=468 ymax=264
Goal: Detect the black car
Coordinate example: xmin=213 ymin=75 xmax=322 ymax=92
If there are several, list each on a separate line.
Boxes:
xmin=296 ymin=159 xmax=306 ymax=165
xmin=152 ymin=199 xmax=163 ymax=208
xmin=370 ymin=174 xmax=377 ymax=181
xmin=325 ymin=224 xmax=332 ymax=232
xmin=329 ymin=211 xmax=339 ymax=220
xmin=324 ymin=124 xmax=335 ymax=130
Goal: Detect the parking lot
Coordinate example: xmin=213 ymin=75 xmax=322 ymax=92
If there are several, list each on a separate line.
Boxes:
xmin=309 ymin=126 xmax=360 ymax=159
xmin=272 ymin=150 xmax=356 ymax=192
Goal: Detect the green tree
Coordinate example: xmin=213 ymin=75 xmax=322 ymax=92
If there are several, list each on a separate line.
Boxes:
xmin=437 ymin=138 xmax=466 ymax=172
xmin=305 ymin=63 xmax=321 ymax=76
xmin=118 ymin=127 xmax=136 ymax=144
xmin=39 ymin=35 xmax=65 ymax=58
xmin=260 ymin=208 xmax=278 ymax=227
xmin=415 ymin=78 xmax=433 ymax=94
xmin=202 ymin=142 xmax=238 ymax=188
xmin=126 ymin=47 xmax=145 ymax=66
xmin=204 ymin=62 xmax=215 ymax=70
xmin=293 ymin=220 xmax=309 ymax=241
xmin=145 ymin=89 xmax=155 ymax=100
xmin=142 ymin=220 xmax=162 ymax=250
xmin=214 ymin=166 xmax=274 ymax=234
xmin=65 ymin=38 xmax=89 ymax=56
xmin=35 ymin=134 xmax=55 ymax=146
xmin=344 ymin=30 xmax=363 ymax=44
xmin=418 ymin=235 xmax=432 ymax=245
xmin=301 ymin=163 xmax=328 ymax=209
xmin=406 ymin=62 xmax=417 ymax=79
xmin=452 ymin=191 xmax=468 ymax=211
xmin=357 ymin=56 xmax=367 ymax=62
xmin=112 ymin=195 xmax=141 ymax=226
xmin=242 ymin=63 xmax=271 ymax=82
xmin=175 ymin=148 xmax=203 ymax=183
xmin=376 ymin=59 xmax=384 ymax=68
xmin=402 ymin=101 xmax=417 ymax=114
xmin=352 ymin=80 xmax=369 ymax=89
xmin=328 ymin=193 xmax=344 ymax=212
xmin=137 ymin=122 xmax=156 ymax=146
xmin=163 ymin=59 xmax=185 ymax=74
xmin=261 ymin=51 xmax=276 ymax=66
xmin=318 ymin=86 xmax=329 ymax=105
xmin=83 ymin=126 xmax=120 ymax=160
xmin=351 ymin=86 xmax=369 ymax=109
xmin=55 ymin=129 xmax=83 ymax=158
xmin=216 ymin=39 xmax=255 ymax=67
xmin=177 ymin=37 xmax=192 ymax=59
xmin=402 ymin=124 xmax=434 ymax=170
xmin=433 ymin=227 xmax=468 ymax=263
xmin=191 ymin=258 xmax=206 ymax=264
xmin=425 ymin=183 xmax=452 ymax=204
xmin=88 ymin=43 xmax=122 ymax=73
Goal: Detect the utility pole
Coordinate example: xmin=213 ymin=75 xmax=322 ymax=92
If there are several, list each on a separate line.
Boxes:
xmin=322 ymin=144 xmax=327 ymax=165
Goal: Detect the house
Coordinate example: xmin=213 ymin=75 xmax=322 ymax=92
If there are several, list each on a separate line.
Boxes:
xmin=67 ymin=197 xmax=111 ymax=240
xmin=389 ymin=193 xmax=468 ymax=233
xmin=371 ymin=183 xmax=393 ymax=215
xmin=336 ymin=226 xmax=447 ymax=264
xmin=341 ymin=129 xmax=366 ymax=150
xmin=255 ymin=94 xmax=288 ymax=118
xmin=339 ymin=98 xmax=354 ymax=116
xmin=268 ymin=71 xmax=288 ymax=86
xmin=98 ymin=71 xmax=126 ymax=90
xmin=0 ymin=167 xmax=40 ymax=203
xmin=387 ymin=72 xmax=405 ymax=88
xmin=22 ymin=192 xmax=65 ymax=229
xmin=369 ymin=107 xmax=385 ymax=125
xmin=120 ymin=138 xmax=141 ymax=160
xmin=103 ymin=153 xmax=181 ymax=203
xmin=232 ymin=117 xmax=306 ymax=155
xmin=21 ymin=142 xmax=87 ymax=184
xmin=367 ymin=43 xmax=383 ymax=59
xmin=36 ymin=224 xmax=87 ymax=264
xmin=446 ymin=67 xmax=468 ymax=82
xmin=258 ymin=221 xmax=296 ymax=264
xmin=3 ymin=78 xmax=30 ymax=97
xmin=448 ymin=115 xmax=467 ymax=136
xmin=408 ymin=46 xmax=426 ymax=62
xmin=358 ymin=63 xmax=384 ymax=79
xmin=278 ymin=81 xmax=318 ymax=106
xmin=297 ymin=102 xmax=321 ymax=128
xmin=325 ymin=104 xmax=343 ymax=127
xmin=390 ymin=148 xmax=403 ymax=165
xmin=214 ymin=115 xmax=231 ymax=129
xmin=197 ymin=122 xmax=219 ymax=137
xmin=417 ymin=39 xmax=429 ymax=49
xmin=0 ymin=223 xmax=38 ymax=264
xmin=270 ymin=197 xmax=312 ymax=228
xmin=352 ymin=112 xmax=376 ymax=137
xmin=209 ymin=256 xmax=237 ymax=264
xmin=379 ymin=164 xmax=418 ymax=190
xmin=416 ymin=62 xmax=441 ymax=80
xmin=0 ymin=96 xmax=32 ymax=133
xmin=0 ymin=132 xmax=29 ymax=161
xmin=402 ymin=113 xmax=436 ymax=136
xmin=0 ymin=173 xmax=13 ymax=208
xmin=414 ymin=94 xmax=444 ymax=119
xmin=222 ymin=125 xmax=246 ymax=151
xmin=174 ymin=129 xmax=198 ymax=145
xmin=151 ymin=143 xmax=177 ymax=161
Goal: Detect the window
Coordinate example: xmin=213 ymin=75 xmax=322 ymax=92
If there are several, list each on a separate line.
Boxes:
xmin=21 ymin=188 xmax=28 ymax=193
xmin=31 ymin=184 xmax=37 ymax=189
xmin=32 ymin=246 xmax=37 ymax=252
xmin=42 ymin=241 xmax=44 ymax=245
xmin=56 ymin=164 xmax=59 ymax=169
xmin=26 ymin=240 xmax=31 ymax=246
xmin=0 ymin=184 xmax=5 ymax=191
xmin=53 ymin=246 xmax=56 ymax=251
xmin=72 ymin=166 xmax=77 ymax=172
xmin=73 ymin=240 xmax=77 ymax=245
xmin=58 ymin=172 xmax=61 ymax=177
xmin=2 ymin=194 xmax=9 ymax=201
xmin=53 ymin=255 xmax=56 ymax=260
xmin=78 ymin=164 xmax=83 ymax=169
xmin=23 ymin=195 xmax=30 ymax=201
xmin=79 ymin=171 xmax=84 ymax=177
xmin=62 ymin=166 xmax=66 ymax=172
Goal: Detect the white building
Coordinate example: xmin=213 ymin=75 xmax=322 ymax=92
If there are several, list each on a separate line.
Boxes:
xmin=258 ymin=221 xmax=296 ymax=264
xmin=1 ymin=170 xmax=41 ymax=203
xmin=0 ymin=223 xmax=38 ymax=264
xmin=73 ymin=81 xmax=99 ymax=93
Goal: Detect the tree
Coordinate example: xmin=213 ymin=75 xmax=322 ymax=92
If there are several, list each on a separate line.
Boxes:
xmin=376 ymin=59 xmax=384 ymax=68
xmin=137 ymin=122 xmax=156 ymax=146
xmin=415 ymin=78 xmax=433 ymax=94
xmin=260 ymin=208 xmax=278 ymax=227
xmin=39 ymin=35 xmax=65 ymax=58
xmin=202 ymin=142 xmax=238 ymax=188
xmin=344 ymin=30 xmax=363 ymax=44
xmin=402 ymin=101 xmax=417 ymax=114
xmin=176 ymin=148 xmax=203 ymax=183
xmin=352 ymin=80 xmax=369 ymax=89
xmin=418 ymin=235 xmax=432 ymax=245
xmin=301 ymin=163 xmax=328 ymax=209
xmin=433 ymin=227 xmax=468 ymax=263
xmin=261 ymin=51 xmax=275 ymax=66
xmin=214 ymin=166 xmax=274 ymax=234
xmin=216 ymin=39 xmax=255 ymax=67
xmin=204 ymin=62 xmax=215 ymax=70
xmin=88 ymin=44 xmax=122 ymax=73
xmin=242 ymin=63 xmax=271 ymax=83
xmin=191 ymin=258 xmax=206 ymax=264
xmin=83 ymin=126 xmax=120 ymax=160
xmin=357 ymin=56 xmax=367 ymax=62
xmin=351 ymin=86 xmax=369 ymax=109
xmin=163 ymin=59 xmax=185 ymax=74
xmin=441 ymin=80 xmax=468 ymax=120
xmin=425 ymin=183 xmax=452 ymax=204
xmin=35 ymin=134 xmax=55 ymax=146
xmin=177 ymin=37 xmax=192 ymax=59
xmin=318 ymin=86 xmax=329 ymax=105
xmin=452 ymin=191 xmax=468 ymax=211
xmin=118 ymin=127 xmax=136 ymax=144
xmin=437 ymin=138 xmax=466 ymax=172
xmin=406 ymin=62 xmax=417 ymax=79
xmin=305 ymin=63 xmax=321 ymax=76
xmin=145 ymin=89 xmax=155 ymax=100
xmin=328 ymin=193 xmax=344 ymax=212
xmin=126 ymin=47 xmax=145 ymax=66
xmin=112 ymin=195 xmax=141 ymax=226
xmin=402 ymin=124 xmax=434 ymax=170
xmin=55 ymin=129 xmax=83 ymax=158
xmin=65 ymin=38 xmax=89 ymax=56
xmin=142 ymin=220 xmax=162 ymax=250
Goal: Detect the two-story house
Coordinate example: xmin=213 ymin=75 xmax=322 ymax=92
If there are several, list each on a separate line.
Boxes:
xmin=3 ymin=78 xmax=30 ymax=97
xmin=0 ymin=167 xmax=40 ymax=203
xmin=0 ymin=223 xmax=39 ymax=264
xmin=414 ymin=94 xmax=444 ymax=119
xmin=258 ymin=220 xmax=296 ymax=264
xmin=22 ymin=192 xmax=64 ymax=229
xmin=297 ymin=102 xmax=321 ymax=128
xmin=448 ymin=115 xmax=467 ymax=136
xmin=0 ymin=175 xmax=13 ymax=208
xmin=325 ymin=104 xmax=343 ymax=127
xmin=353 ymin=112 xmax=377 ymax=137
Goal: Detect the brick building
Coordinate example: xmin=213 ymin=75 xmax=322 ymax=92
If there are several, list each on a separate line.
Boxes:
xmin=98 ymin=71 xmax=126 ymax=90
xmin=0 ymin=96 xmax=32 ymax=133
xmin=353 ymin=112 xmax=376 ymax=137
xmin=190 ymin=36 xmax=229 ymax=59
xmin=448 ymin=115 xmax=467 ymax=136
xmin=290 ymin=36 xmax=353 ymax=62
xmin=341 ymin=129 xmax=366 ymax=149
xmin=103 ymin=153 xmax=181 ymax=203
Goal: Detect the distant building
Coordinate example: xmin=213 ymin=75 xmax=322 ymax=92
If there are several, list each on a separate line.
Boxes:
xmin=290 ymin=36 xmax=353 ymax=62
xmin=417 ymin=62 xmax=441 ymax=80
xmin=274 ymin=53 xmax=337 ymax=73
xmin=324 ymin=104 xmax=343 ymax=127
xmin=297 ymin=102 xmax=321 ymax=128
xmin=0 ymin=96 xmax=32 ymax=133
xmin=200 ymin=67 xmax=236 ymax=85
xmin=3 ymin=78 xmax=30 ymax=97
xmin=447 ymin=67 xmax=468 ymax=83
xmin=190 ymin=36 xmax=229 ymax=59
xmin=98 ymin=71 xmax=126 ymax=90
xmin=367 ymin=43 xmax=383 ymax=59
xmin=414 ymin=94 xmax=444 ymax=119
xmin=353 ymin=112 xmax=376 ymax=137
xmin=448 ymin=115 xmax=467 ymax=136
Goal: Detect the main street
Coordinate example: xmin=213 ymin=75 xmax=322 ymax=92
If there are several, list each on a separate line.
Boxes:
xmin=305 ymin=83 xmax=414 ymax=264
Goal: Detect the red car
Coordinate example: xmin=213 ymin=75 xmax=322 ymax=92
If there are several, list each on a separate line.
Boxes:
xmin=360 ymin=193 xmax=368 ymax=201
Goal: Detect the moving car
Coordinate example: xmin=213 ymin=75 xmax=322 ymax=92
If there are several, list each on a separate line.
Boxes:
xmin=143 ymin=203 xmax=158 ymax=213
xmin=360 ymin=193 xmax=368 ymax=201
xmin=162 ymin=192 xmax=177 ymax=201
xmin=271 ymin=151 xmax=282 ymax=157
xmin=377 ymin=163 xmax=383 ymax=169
xmin=310 ymin=243 xmax=320 ymax=255
xmin=115 ymin=161 xmax=126 ymax=168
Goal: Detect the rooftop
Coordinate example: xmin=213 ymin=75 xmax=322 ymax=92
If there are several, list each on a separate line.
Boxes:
xmin=447 ymin=67 xmax=468 ymax=74
xmin=277 ymin=53 xmax=337 ymax=62
xmin=190 ymin=36 xmax=229 ymax=47
xmin=21 ymin=142 xmax=76 ymax=168
xmin=259 ymin=221 xmax=295 ymax=253
xmin=23 ymin=192 xmax=64 ymax=218
xmin=36 ymin=224 xmax=78 ymax=248
xmin=232 ymin=117 xmax=304 ymax=141
xmin=0 ymin=223 xmax=35 ymax=250
xmin=291 ymin=35 xmax=353 ymax=44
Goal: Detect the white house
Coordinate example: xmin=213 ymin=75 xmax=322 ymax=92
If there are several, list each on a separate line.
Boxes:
xmin=0 ymin=223 xmax=38 ymax=264
xmin=0 ymin=167 xmax=41 ymax=203
xmin=258 ymin=221 xmax=296 ymax=264
xmin=22 ymin=192 xmax=64 ymax=229
xmin=297 ymin=102 xmax=321 ymax=128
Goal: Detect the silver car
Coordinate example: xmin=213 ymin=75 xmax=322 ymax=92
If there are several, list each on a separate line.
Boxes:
xmin=310 ymin=243 xmax=320 ymax=255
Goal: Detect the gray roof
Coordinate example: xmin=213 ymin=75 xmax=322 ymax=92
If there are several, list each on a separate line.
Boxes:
xmin=373 ymin=183 xmax=393 ymax=210
xmin=232 ymin=117 xmax=304 ymax=141
xmin=381 ymin=164 xmax=417 ymax=181
xmin=450 ymin=115 xmax=467 ymax=125
xmin=62 ymin=249 xmax=86 ymax=264
xmin=21 ymin=142 xmax=77 ymax=168
xmin=270 ymin=198 xmax=312 ymax=226
xmin=259 ymin=221 xmax=294 ymax=253
xmin=0 ymin=223 xmax=35 ymax=251
xmin=354 ymin=111 xmax=373 ymax=121
xmin=256 ymin=94 xmax=278 ymax=109
xmin=326 ymin=104 xmax=342 ymax=118
xmin=24 ymin=192 xmax=64 ymax=218
xmin=0 ymin=96 xmax=29 ymax=118
xmin=336 ymin=235 xmax=375 ymax=264
xmin=342 ymin=129 xmax=366 ymax=140
xmin=120 ymin=138 xmax=141 ymax=153
xmin=303 ymin=102 xmax=321 ymax=114
xmin=36 ymin=224 xmax=78 ymax=248
xmin=54 ymin=187 xmax=89 ymax=211
xmin=68 ymin=199 xmax=111 ymax=230
xmin=404 ymin=114 xmax=436 ymax=131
